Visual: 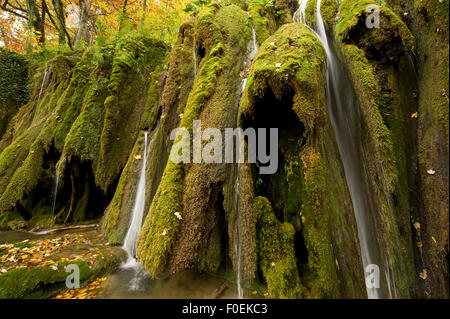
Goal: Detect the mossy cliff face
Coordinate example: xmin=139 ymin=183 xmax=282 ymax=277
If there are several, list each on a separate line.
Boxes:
xmin=0 ymin=36 xmax=169 ymax=230
xmin=238 ymin=23 xmax=365 ymax=298
xmin=95 ymin=37 xmax=169 ymax=191
xmin=386 ymin=0 xmax=449 ymax=298
xmin=102 ymin=21 xmax=196 ymax=244
xmin=248 ymin=0 xmax=300 ymax=44
xmin=137 ymin=3 xmax=252 ymax=278
xmin=329 ymin=0 xmax=419 ymax=297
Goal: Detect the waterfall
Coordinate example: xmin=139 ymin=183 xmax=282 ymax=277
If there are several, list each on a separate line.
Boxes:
xmin=234 ymin=27 xmax=259 ymax=299
xmin=51 ymin=168 xmax=60 ymax=219
xmin=293 ymin=0 xmax=308 ymax=24
xmin=241 ymin=27 xmax=259 ymax=92
xmin=193 ymin=46 xmax=198 ymax=77
xmin=122 ymin=131 xmax=150 ymax=267
xmin=235 ymin=163 xmax=243 ymax=299
xmin=250 ymin=27 xmax=259 ymax=61
xmin=38 ymin=68 xmax=51 ymax=101
xmin=314 ymin=0 xmax=382 ymax=298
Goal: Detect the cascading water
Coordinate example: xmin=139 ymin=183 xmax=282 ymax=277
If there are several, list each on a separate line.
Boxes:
xmin=241 ymin=27 xmax=259 ymax=92
xmin=312 ymin=0 xmax=383 ymax=298
xmin=193 ymin=45 xmax=198 ymax=77
xmin=122 ymin=131 xmax=150 ymax=267
xmin=234 ymin=27 xmax=260 ymax=299
xmin=121 ymin=131 xmax=153 ymax=291
xmin=38 ymin=68 xmax=51 ymax=101
xmin=293 ymin=0 xmax=308 ymax=24
xmin=51 ymin=168 xmax=60 ymax=219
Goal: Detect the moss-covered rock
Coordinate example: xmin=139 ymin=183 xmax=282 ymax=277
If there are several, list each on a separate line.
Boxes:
xmin=335 ymin=0 xmax=420 ymax=297
xmin=95 ymin=36 xmax=169 ymax=191
xmin=386 ymin=0 xmax=449 ymax=298
xmin=138 ymin=3 xmax=252 ymax=278
xmin=0 ymin=211 xmax=26 ymax=230
xmin=255 ymin=196 xmax=303 ymax=298
xmin=238 ymin=23 xmax=366 ymax=298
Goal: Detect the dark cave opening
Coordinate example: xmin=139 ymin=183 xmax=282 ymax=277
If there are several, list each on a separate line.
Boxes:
xmin=17 ymin=142 xmax=61 ymax=221
xmin=343 ymin=13 xmax=406 ymax=64
xmin=242 ymin=87 xmax=305 ymax=224
xmin=205 ymin=183 xmax=232 ymax=273
xmin=242 ymin=86 xmax=310 ymax=274
xmin=57 ymin=157 xmax=115 ymax=223
xmin=20 ymin=148 xmax=116 ymax=226
xmin=197 ymin=42 xmax=206 ymax=64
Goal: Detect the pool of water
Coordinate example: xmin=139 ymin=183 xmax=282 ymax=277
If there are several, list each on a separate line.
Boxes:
xmin=96 ymin=267 xmax=237 ymax=299
xmin=1 ymin=228 xmax=238 ymax=299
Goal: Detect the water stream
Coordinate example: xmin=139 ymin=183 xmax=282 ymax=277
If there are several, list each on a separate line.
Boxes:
xmin=292 ymin=0 xmax=385 ymax=298
xmin=293 ymin=0 xmax=308 ymax=24
xmin=193 ymin=44 xmax=198 ymax=77
xmin=313 ymin=0 xmax=382 ymax=298
xmin=38 ymin=68 xmax=51 ymax=101
xmin=122 ymin=131 xmax=150 ymax=267
xmin=234 ymin=27 xmax=260 ymax=299
xmin=51 ymin=168 xmax=60 ymax=219
xmin=240 ymin=27 xmax=259 ymax=92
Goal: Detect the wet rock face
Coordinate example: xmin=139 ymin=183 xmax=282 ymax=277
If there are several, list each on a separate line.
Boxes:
xmin=237 ymin=23 xmax=366 ymax=298
xmin=337 ymin=3 xmax=414 ymax=65
xmin=342 ymin=12 xmax=407 ymax=64
xmin=0 ymin=0 xmax=447 ymax=299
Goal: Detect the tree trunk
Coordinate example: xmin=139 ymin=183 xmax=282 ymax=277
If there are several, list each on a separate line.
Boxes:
xmin=140 ymin=0 xmax=147 ymax=27
xmin=51 ymin=0 xmax=66 ymax=45
xmin=26 ymin=0 xmax=45 ymax=43
xmin=119 ymin=0 xmax=128 ymax=31
xmin=74 ymin=0 xmax=91 ymax=47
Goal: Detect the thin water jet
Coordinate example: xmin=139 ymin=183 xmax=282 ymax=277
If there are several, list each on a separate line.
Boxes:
xmin=122 ymin=131 xmax=150 ymax=267
xmin=240 ymin=27 xmax=259 ymax=93
xmin=314 ymin=0 xmax=384 ymax=299
xmin=51 ymin=168 xmax=60 ymax=219
xmin=293 ymin=0 xmax=308 ymax=24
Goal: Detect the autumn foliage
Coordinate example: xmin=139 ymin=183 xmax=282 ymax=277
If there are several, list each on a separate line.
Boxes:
xmin=0 ymin=0 xmax=191 ymax=53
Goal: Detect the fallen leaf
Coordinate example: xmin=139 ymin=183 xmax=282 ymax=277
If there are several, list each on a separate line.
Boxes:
xmin=419 ymin=269 xmax=427 ymax=280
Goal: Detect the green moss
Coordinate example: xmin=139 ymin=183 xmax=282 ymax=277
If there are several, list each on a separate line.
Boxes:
xmin=336 ymin=0 xmax=414 ymax=62
xmin=138 ymin=3 xmax=252 ymax=278
xmin=248 ymin=0 xmax=278 ymax=44
xmin=0 ymin=49 xmax=29 ymax=137
xmin=0 ymin=211 xmax=25 ymax=230
xmin=305 ymin=0 xmax=338 ymax=29
xmin=0 ymin=124 xmax=54 ymax=212
xmin=238 ymin=23 xmax=366 ymax=298
xmin=0 ymin=249 xmax=125 ymax=299
xmin=28 ymin=213 xmax=54 ymax=231
xmin=239 ymin=23 xmax=326 ymax=128
xmin=255 ymin=196 xmax=303 ymax=299
xmin=137 ymin=161 xmax=185 ymax=277
xmin=95 ymin=36 xmax=169 ymax=191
